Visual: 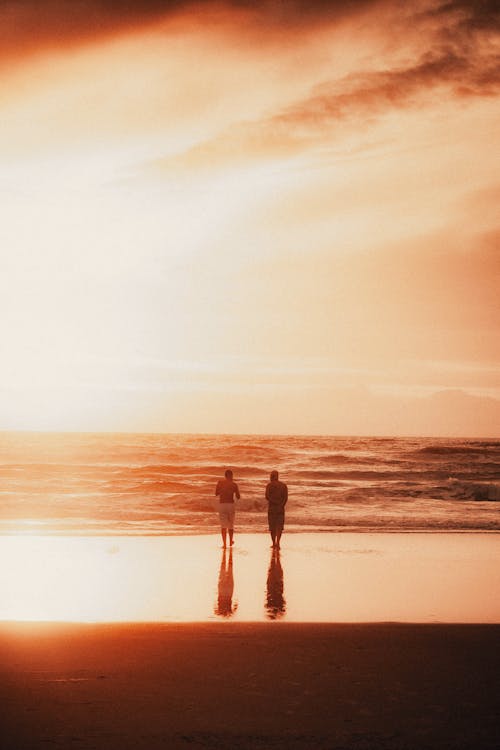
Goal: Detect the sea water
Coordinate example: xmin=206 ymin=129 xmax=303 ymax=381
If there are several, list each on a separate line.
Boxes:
xmin=0 ymin=432 xmax=498 ymax=535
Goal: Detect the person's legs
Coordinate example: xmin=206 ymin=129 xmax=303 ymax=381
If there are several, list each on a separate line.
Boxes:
xmin=268 ymin=511 xmax=276 ymax=547
xmin=227 ymin=505 xmax=235 ymax=546
xmin=219 ymin=505 xmax=232 ymax=547
xmin=275 ymin=512 xmax=284 ymax=549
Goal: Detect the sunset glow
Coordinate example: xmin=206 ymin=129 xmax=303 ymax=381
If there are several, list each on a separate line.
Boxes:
xmin=1 ymin=0 xmax=499 ymax=435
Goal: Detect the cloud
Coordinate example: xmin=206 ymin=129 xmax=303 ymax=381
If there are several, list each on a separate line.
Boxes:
xmin=258 ymin=33 xmax=500 ymax=148
xmin=0 ymin=0 xmax=385 ymax=61
xmin=424 ymin=0 xmax=500 ymax=33
xmin=145 ymin=0 xmax=499 ymax=173
xmin=152 ymin=46 xmax=498 ymax=172
xmin=278 ymin=50 xmax=500 ymax=131
xmin=0 ymin=0 xmax=174 ymax=59
xmin=2 ymin=0 xmax=498 ymax=63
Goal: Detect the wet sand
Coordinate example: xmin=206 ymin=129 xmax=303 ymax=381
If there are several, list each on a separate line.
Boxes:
xmin=1 ymin=621 xmax=499 ymax=750
xmin=2 ymin=532 xmax=500 ymax=622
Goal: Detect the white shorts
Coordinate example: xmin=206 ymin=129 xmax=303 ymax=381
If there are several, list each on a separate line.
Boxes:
xmin=218 ymin=503 xmax=235 ymax=530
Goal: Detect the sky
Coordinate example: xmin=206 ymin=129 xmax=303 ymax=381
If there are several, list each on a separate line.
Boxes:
xmin=0 ymin=0 xmax=499 ymax=436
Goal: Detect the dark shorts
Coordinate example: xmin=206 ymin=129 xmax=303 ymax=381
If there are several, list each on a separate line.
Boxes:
xmin=268 ymin=509 xmax=285 ymax=533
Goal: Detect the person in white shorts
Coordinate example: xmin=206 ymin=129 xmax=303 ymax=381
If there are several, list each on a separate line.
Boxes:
xmin=215 ymin=469 xmax=240 ymax=548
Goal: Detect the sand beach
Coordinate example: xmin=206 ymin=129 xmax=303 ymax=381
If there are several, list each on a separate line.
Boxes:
xmin=1 ymin=532 xmax=499 ymax=748
xmin=1 ymin=621 xmax=499 ymax=750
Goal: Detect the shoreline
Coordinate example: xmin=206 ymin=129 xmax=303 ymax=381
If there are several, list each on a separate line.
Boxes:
xmin=1 ymin=526 xmax=499 ymax=536
xmin=2 ymin=622 xmax=499 ymax=750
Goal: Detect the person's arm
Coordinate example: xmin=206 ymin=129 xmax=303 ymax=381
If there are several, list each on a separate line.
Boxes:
xmin=215 ymin=480 xmax=221 ymax=497
xmin=235 ymin=482 xmax=240 ymax=500
xmin=265 ymin=483 xmax=270 ymax=502
xmin=283 ymin=484 xmax=288 ymax=506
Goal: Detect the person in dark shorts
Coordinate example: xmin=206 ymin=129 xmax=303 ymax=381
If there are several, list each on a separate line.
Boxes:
xmin=215 ymin=469 xmax=240 ymax=548
xmin=265 ymin=470 xmax=288 ymax=549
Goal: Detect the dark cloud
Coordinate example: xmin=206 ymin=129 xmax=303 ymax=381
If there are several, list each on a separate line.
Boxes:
xmin=0 ymin=0 xmax=180 ymax=59
xmin=424 ymin=0 xmax=500 ymax=33
xmin=0 ymin=0 xmax=394 ymax=57
xmin=0 ymin=0 xmax=384 ymax=60
xmin=274 ymin=1 xmax=500 ymax=132
xmin=1 ymin=0 xmax=499 ymax=61
xmin=3 ymin=1 xmax=498 ymax=71
xmin=223 ymin=0 xmax=381 ymax=26
xmin=276 ymin=48 xmax=500 ymax=132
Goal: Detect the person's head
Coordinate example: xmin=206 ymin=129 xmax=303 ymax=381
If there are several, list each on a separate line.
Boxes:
xmin=270 ymin=470 xmax=279 ymax=481
xmin=225 ymin=469 xmax=233 ymax=480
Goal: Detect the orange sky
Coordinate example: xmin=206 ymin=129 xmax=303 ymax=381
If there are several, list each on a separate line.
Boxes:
xmin=0 ymin=0 xmax=499 ymax=436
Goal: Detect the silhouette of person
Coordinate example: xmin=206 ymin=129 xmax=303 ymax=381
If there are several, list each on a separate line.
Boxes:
xmin=215 ymin=468 xmax=240 ymax=548
xmin=265 ymin=548 xmax=286 ymax=620
xmin=265 ymin=470 xmax=288 ymax=549
xmin=214 ymin=547 xmax=237 ymax=618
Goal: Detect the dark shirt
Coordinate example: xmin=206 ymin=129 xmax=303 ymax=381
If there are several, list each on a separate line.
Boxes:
xmin=266 ymin=480 xmax=288 ymax=510
xmin=215 ymin=478 xmax=240 ymax=503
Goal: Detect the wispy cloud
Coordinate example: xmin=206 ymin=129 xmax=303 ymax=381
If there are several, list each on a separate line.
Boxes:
xmin=277 ymin=49 xmax=500 ymax=130
xmin=147 ymin=1 xmax=499 ymax=172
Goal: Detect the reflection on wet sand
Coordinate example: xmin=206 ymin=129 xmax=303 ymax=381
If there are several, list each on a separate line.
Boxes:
xmin=214 ymin=548 xmax=237 ymax=618
xmin=265 ymin=549 xmax=286 ymax=620
xmin=1 ymin=533 xmax=498 ymax=623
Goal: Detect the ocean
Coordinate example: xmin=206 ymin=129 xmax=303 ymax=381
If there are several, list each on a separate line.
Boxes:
xmin=0 ymin=432 xmax=498 ymax=535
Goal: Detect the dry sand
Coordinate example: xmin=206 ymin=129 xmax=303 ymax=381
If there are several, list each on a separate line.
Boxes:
xmin=1 ymin=622 xmax=499 ymax=749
